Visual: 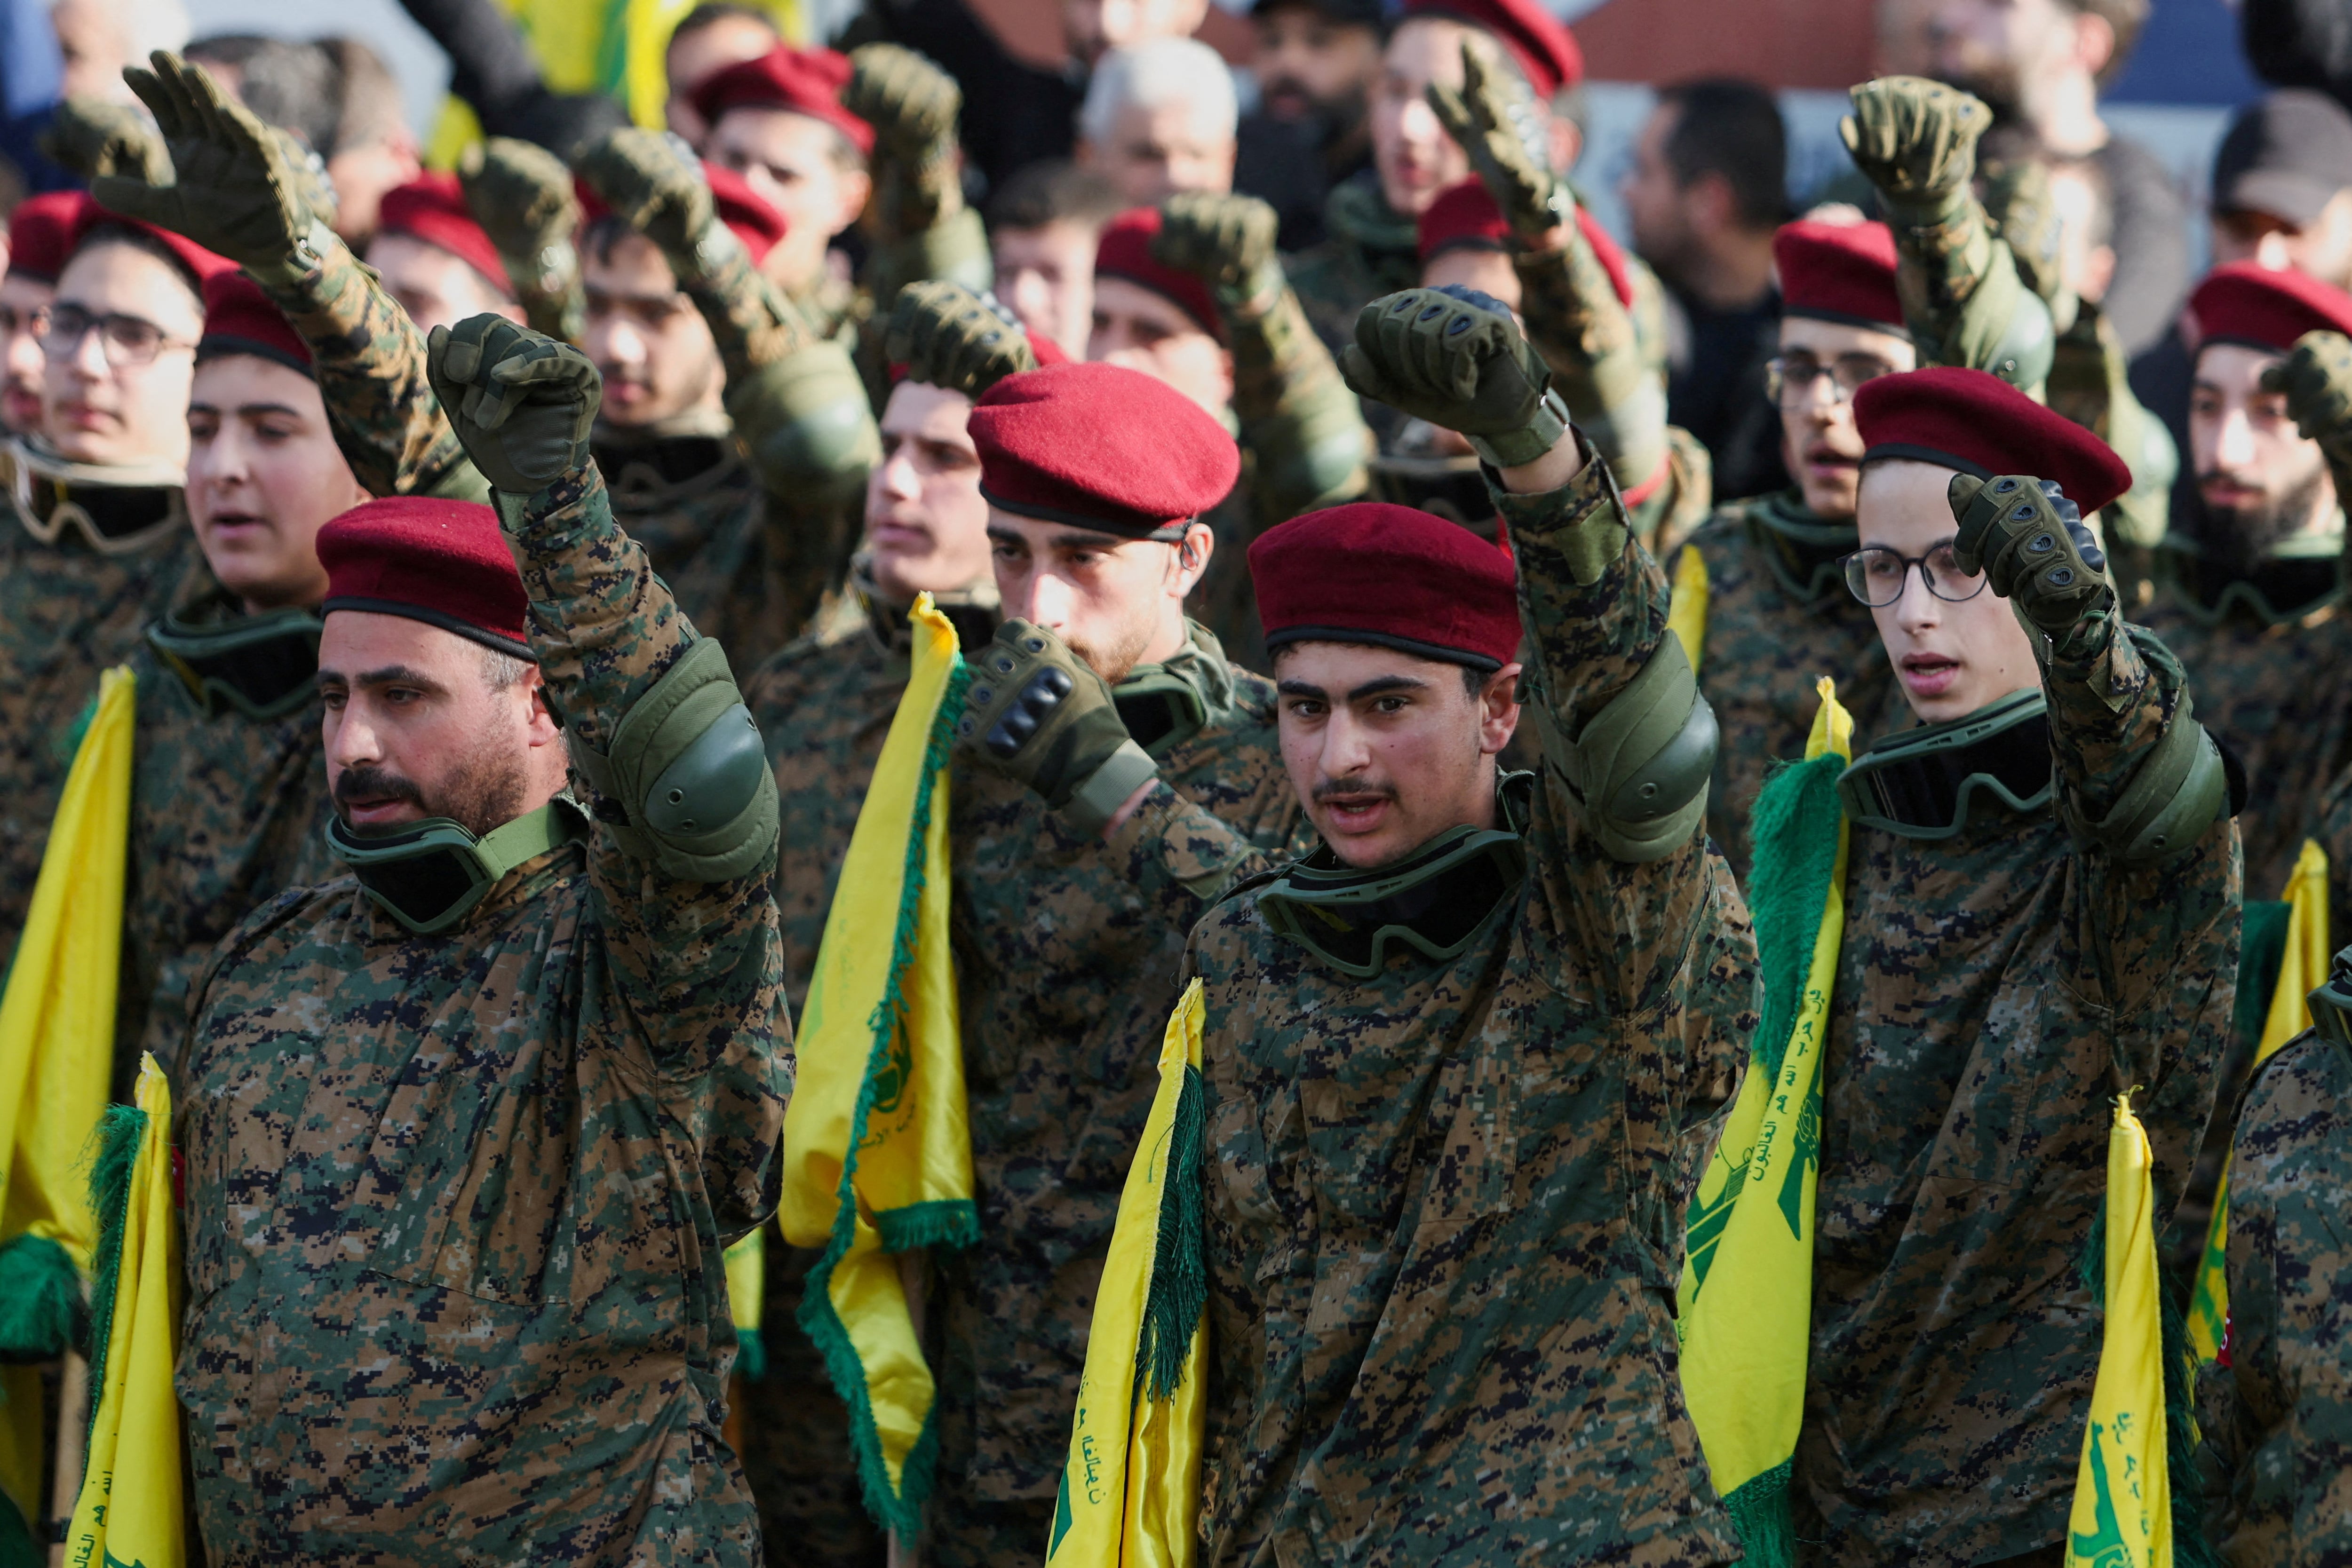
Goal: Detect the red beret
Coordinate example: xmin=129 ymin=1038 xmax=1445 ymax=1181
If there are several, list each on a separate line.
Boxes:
xmin=6 ymin=191 xmax=90 ymax=284
xmin=1853 ymin=366 xmax=2133 ymax=515
xmin=970 ymin=361 xmax=1239 ymax=539
xmin=1415 ymin=181 xmax=1633 ymax=308
xmin=1403 ymin=0 xmax=1583 ymax=97
xmin=67 ymin=202 xmax=237 ymax=290
xmin=1775 ymin=219 xmax=1906 ymax=333
xmin=197 ymin=270 xmax=311 ymax=376
xmin=1251 ymin=501 xmax=1522 ymax=670
xmin=2188 ymin=261 xmax=2352 ymax=356
xmin=691 ymin=44 xmax=875 ymax=157
xmin=378 ymin=173 xmax=513 ymax=297
xmin=1094 ymin=207 xmax=1223 ymax=341
xmin=318 ymin=496 xmax=534 ymax=660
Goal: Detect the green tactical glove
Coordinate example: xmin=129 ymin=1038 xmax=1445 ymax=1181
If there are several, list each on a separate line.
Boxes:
xmin=574 ymin=126 xmax=719 ymax=267
xmin=425 ymin=316 xmax=602 ymax=495
xmin=2261 ymin=329 xmax=2352 ymax=472
xmin=1839 ymin=75 xmax=1993 ymax=224
xmin=1153 ymin=190 xmax=1283 ymax=309
xmin=955 ymin=619 xmax=1160 ymax=834
xmin=1950 ymin=472 xmax=2114 ymax=634
xmin=1340 ymin=285 xmax=1569 ymax=468
xmin=40 ymin=95 xmax=170 ymax=184
xmin=460 ymin=137 xmax=580 ymax=283
xmin=1427 ymin=42 xmax=1569 ymax=240
xmin=885 ymin=280 xmax=1037 ymax=398
xmin=93 ymin=51 xmax=325 ymax=281
xmin=846 ymin=43 xmax=963 ymax=238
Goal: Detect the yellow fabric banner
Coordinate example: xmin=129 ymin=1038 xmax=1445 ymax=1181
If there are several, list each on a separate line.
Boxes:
xmin=2066 ymin=1094 xmax=2173 ymax=1568
xmin=66 ymin=1054 xmax=184 ymax=1568
xmin=780 ymin=597 xmax=973 ymax=1535
xmin=1668 ymin=545 xmax=1710 ymax=674
xmin=1047 ymin=978 xmax=1208 ymax=1568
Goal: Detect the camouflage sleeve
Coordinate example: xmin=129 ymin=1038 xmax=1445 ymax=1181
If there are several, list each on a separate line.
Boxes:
xmin=1102 ymin=783 xmax=1283 ymax=928
xmin=1890 ymin=189 xmax=2054 ymax=393
xmin=864 ymin=205 xmax=993 ymax=319
xmin=1514 ymin=233 xmax=1669 ymax=492
xmin=674 ymin=238 xmax=825 ymax=388
xmin=2045 ymin=304 xmax=2178 ymax=553
xmin=258 ymin=235 xmax=490 ymax=502
xmin=1224 ymin=279 xmax=1372 ymax=523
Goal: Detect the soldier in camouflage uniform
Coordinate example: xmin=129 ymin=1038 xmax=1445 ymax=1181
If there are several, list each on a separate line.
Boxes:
xmin=1177 ymin=285 xmax=1749 ymax=1565
xmin=2199 ymin=948 xmax=2352 ymax=1568
xmin=1796 ymin=367 xmax=2238 ymax=1566
xmin=177 ymin=312 xmax=787 ymax=1562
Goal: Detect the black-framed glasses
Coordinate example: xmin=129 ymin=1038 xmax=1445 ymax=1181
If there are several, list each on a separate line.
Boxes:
xmin=1766 ymin=353 xmax=1899 ymax=409
xmin=1841 ymin=539 xmax=1989 ymax=607
xmin=0 ymin=300 xmax=51 ymax=339
xmin=41 ymin=302 xmax=195 ymax=368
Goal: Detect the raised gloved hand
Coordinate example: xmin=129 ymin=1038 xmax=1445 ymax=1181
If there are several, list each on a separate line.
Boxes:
xmin=1427 ymin=41 xmax=1568 ymax=239
xmin=1340 ymin=285 xmax=1568 ymax=468
xmin=574 ymin=126 xmax=715 ymax=263
xmin=41 ymin=96 xmax=170 ymax=184
xmin=92 ymin=51 xmax=323 ymax=279
xmin=885 ymin=280 xmax=1037 ymax=398
xmin=1152 ymin=190 xmax=1281 ymax=307
xmin=956 ymin=620 xmax=1159 ymax=834
xmin=846 ymin=43 xmax=962 ymax=237
xmin=2261 ymin=329 xmax=2352 ymax=471
xmin=460 ymin=137 xmax=580 ymax=272
xmin=1840 ymin=76 xmax=1993 ymax=223
xmin=425 ymin=316 xmax=602 ymax=495
xmin=1949 ymin=473 xmax=2113 ymax=634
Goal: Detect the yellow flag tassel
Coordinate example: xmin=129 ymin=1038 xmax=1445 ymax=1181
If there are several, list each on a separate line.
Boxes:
xmin=2066 ymin=1094 xmax=2173 ymax=1568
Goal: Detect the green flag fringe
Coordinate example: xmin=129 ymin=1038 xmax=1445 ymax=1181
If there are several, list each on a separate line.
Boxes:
xmin=1137 ymin=1064 xmax=1207 ymax=1405
xmin=80 ymin=1103 xmax=145 ymax=1449
xmin=0 ymin=1235 xmax=85 ymax=1362
xmin=797 ymin=660 xmax=977 ymax=1538
xmin=1721 ymin=1460 xmax=1799 ymax=1568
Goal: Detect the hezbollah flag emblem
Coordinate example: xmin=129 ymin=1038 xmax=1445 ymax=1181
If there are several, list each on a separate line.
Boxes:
xmin=2066 ymin=1094 xmax=2173 ymax=1568
xmin=1677 ymin=677 xmax=1853 ymax=1567
xmin=1046 ymin=978 xmax=1208 ymax=1568
xmin=781 ymin=595 xmax=977 ymax=1536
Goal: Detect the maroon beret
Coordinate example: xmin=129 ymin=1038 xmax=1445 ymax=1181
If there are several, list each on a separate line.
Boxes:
xmin=2188 ymin=261 xmax=2352 ymax=356
xmin=970 ymin=361 xmax=1239 ymax=539
xmin=1416 ymin=182 xmax=1634 ymax=309
xmin=6 ymin=191 xmax=90 ymax=284
xmin=1854 ymin=365 xmax=2133 ymax=515
xmin=1094 ymin=207 xmax=1223 ymax=341
xmin=378 ymin=173 xmax=513 ymax=297
xmin=197 ymin=270 xmax=311 ymax=377
xmin=1775 ymin=219 xmax=1906 ymax=333
xmin=318 ymin=495 xmax=534 ymax=660
xmin=1403 ymin=0 xmax=1583 ymax=97
xmin=691 ymin=44 xmax=875 ymax=157
xmin=67 ymin=202 xmax=237 ymax=290
xmin=1251 ymin=501 xmax=1522 ymax=670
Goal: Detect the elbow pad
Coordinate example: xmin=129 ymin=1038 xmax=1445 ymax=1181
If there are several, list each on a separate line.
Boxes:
xmin=1540 ymin=632 xmax=1718 ymax=863
xmin=567 ymin=636 xmax=779 ymax=881
xmin=2063 ymin=699 xmax=2229 ymax=864
xmin=729 ymin=341 xmax=882 ymax=503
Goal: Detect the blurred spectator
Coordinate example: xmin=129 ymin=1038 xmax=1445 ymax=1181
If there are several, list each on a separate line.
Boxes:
xmin=694 ymin=44 xmax=874 ymax=297
xmin=1088 ymin=205 xmax=1231 ymax=413
xmin=2045 ymin=151 xmax=2116 ymax=305
xmin=2243 ymin=0 xmax=2352 ymax=115
xmin=579 ymin=213 xmax=726 ymax=431
xmin=3 ymin=0 xmax=69 ymax=194
xmin=0 ymin=191 xmax=76 ymax=435
xmin=2209 ymin=89 xmax=2352 ymax=288
xmin=1077 ymin=38 xmax=1238 ymax=206
xmin=986 ymin=158 xmax=1121 ymax=359
xmin=1233 ymin=0 xmax=1384 ymax=250
xmin=664 ymin=2 xmax=782 ymax=149
xmin=1876 ymin=0 xmax=1935 ymax=75
xmin=183 ymin=35 xmax=341 ymax=153
xmin=366 ymin=173 xmax=523 ymax=333
xmin=320 ymin=39 xmax=423 ymax=247
xmin=1923 ymin=0 xmax=2186 ymax=356
xmin=51 ymin=0 xmax=187 ymax=103
xmin=1065 ymin=0 xmax=1212 ymax=71
xmin=391 ymin=0 xmax=628 ymax=158
xmin=1621 ymin=78 xmax=1788 ymax=499
xmin=44 ymin=217 xmax=208 ymax=470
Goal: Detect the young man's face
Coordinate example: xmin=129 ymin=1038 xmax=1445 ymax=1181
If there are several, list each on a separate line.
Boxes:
xmin=665 ymin=14 xmax=780 ymax=148
xmin=366 ymin=233 xmax=521 ymax=335
xmin=707 ymin=107 xmax=873 ymax=293
xmin=1776 ymin=314 xmax=1917 ymax=520
xmin=1252 ymin=2 xmax=1383 ymax=125
xmin=1856 ymin=458 xmax=2041 ymax=724
xmin=41 ymin=241 xmax=203 ymax=469
xmin=186 ymin=354 xmax=369 ymax=612
xmin=582 ymin=230 xmax=724 ymax=429
xmin=1274 ymin=639 xmax=1520 ymax=869
xmin=1089 ymin=277 xmax=1232 ymax=414
xmin=0 ymin=272 xmax=54 ymax=436
xmin=319 ymin=611 xmax=560 ymax=837
xmin=994 ymin=221 xmax=1101 ymax=361
xmin=2188 ymin=340 xmax=2338 ymax=567
xmin=986 ymin=510 xmax=1209 ymax=683
xmin=1369 ymin=18 xmax=1477 ymax=218
xmin=1079 ymin=99 xmax=1237 ymax=207
xmin=327 ymin=137 xmax=425 ymax=251
xmin=1619 ymin=101 xmax=1696 ymax=275
xmin=866 ymin=380 xmax=992 ymax=603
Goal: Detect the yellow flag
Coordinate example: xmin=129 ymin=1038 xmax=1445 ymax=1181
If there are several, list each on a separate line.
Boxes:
xmin=66 ymin=1054 xmax=183 ymax=1568
xmin=1668 ymin=545 xmax=1710 ymax=674
xmin=1677 ymin=677 xmax=1852 ymax=1566
xmin=724 ymin=1224 xmax=768 ymax=1379
xmin=2067 ymin=1094 xmax=2173 ymax=1568
xmin=1047 ymin=979 xmax=1208 ymax=1568
xmin=781 ymin=597 xmax=973 ymax=1534
xmin=2188 ymin=839 xmax=2328 ymax=1364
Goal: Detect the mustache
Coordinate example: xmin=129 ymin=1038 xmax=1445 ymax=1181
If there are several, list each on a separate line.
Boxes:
xmin=1312 ymin=776 xmax=1396 ymax=804
xmin=334 ymin=765 xmax=424 ymax=811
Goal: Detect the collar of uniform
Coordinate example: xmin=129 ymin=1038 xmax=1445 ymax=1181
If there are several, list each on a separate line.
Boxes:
xmin=1746 ymin=487 xmax=1858 ymax=610
xmin=1117 ymin=620 xmax=1240 ymax=757
xmin=4 ymin=435 xmax=188 ymax=555
xmin=2153 ymin=519 xmax=2348 ymax=627
xmin=592 ymin=414 xmax=742 ymax=504
xmin=850 ymin=560 xmax=1000 ymax=658
xmin=1324 ymin=171 xmax=1419 ymax=282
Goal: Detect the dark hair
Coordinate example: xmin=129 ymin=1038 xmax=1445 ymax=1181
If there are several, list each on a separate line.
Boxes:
xmin=189 ymin=37 xmax=342 ymax=154
xmin=323 ymin=37 xmax=408 ymax=156
xmin=2054 ymin=0 xmax=2149 ymax=87
xmin=63 ymin=221 xmax=206 ymax=313
xmin=1656 ymin=78 xmax=1789 ymax=232
xmin=985 ymin=160 xmax=1124 ymax=233
xmin=669 ymin=3 xmax=780 ymax=51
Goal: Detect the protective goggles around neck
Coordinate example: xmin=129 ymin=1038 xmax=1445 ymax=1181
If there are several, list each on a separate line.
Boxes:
xmin=1259 ymin=809 xmax=1529 ymax=980
xmin=326 ymin=798 xmax=580 ymax=935
xmin=2154 ymin=534 xmax=2344 ymax=628
xmin=147 ymin=606 xmax=321 ymax=721
xmin=4 ymin=440 xmax=187 ymax=555
xmin=1836 ymin=688 xmax=2054 ymax=840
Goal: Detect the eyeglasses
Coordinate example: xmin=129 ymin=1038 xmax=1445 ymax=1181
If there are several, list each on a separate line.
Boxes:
xmin=41 ymin=303 xmax=195 ymax=368
xmin=0 ymin=300 xmax=51 ymax=339
xmin=1841 ymin=539 xmax=1989 ymax=606
xmin=1766 ymin=354 xmax=1899 ymax=409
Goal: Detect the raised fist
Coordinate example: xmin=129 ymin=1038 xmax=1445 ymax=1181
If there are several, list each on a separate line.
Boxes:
xmin=1840 ymin=76 xmax=1993 ymax=219
xmin=1949 ymin=472 xmax=2114 ymax=634
xmin=460 ymin=137 xmax=580 ymax=267
xmin=2260 ymin=329 xmax=2352 ymax=471
xmin=426 ymin=316 xmax=602 ymax=495
xmin=574 ymin=126 xmax=713 ymax=261
xmin=1340 ymin=285 xmax=1566 ymax=467
xmin=1152 ymin=191 xmax=1279 ymax=300
xmin=885 ymin=281 xmax=1037 ymax=399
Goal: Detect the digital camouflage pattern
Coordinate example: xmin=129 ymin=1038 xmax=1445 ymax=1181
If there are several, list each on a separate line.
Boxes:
xmin=174 ymin=462 xmax=788 ymax=1564
xmin=1799 ymin=614 xmax=2239 ymax=1566
xmin=1185 ymin=459 xmax=1754 ymax=1568
xmin=2200 ymin=1022 xmax=2352 ymax=1568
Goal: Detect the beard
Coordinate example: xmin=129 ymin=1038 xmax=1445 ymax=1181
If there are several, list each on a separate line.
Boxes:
xmin=1064 ymin=612 xmax=1161 ymax=688
xmin=2197 ymin=463 xmax=2332 ymax=577
xmin=335 ymin=742 xmax=532 ymax=840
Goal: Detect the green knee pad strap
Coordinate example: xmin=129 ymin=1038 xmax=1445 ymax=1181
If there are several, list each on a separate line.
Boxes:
xmin=1540 ymin=633 xmax=1717 ymax=863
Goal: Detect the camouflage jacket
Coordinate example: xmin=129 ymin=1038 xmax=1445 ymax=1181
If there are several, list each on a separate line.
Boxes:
xmin=1800 ymin=619 xmax=2240 ymax=1566
xmin=930 ymin=624 xmax=1314 ymax=1518
xmin=174 ymin=463 xmax=789 ymax=1565
xmin=1184 ymin=461 xmax=1754 ymax=1568
xmin=1287 ymin=173 xmax=1420 ymax=454
xmin=2202 ymin=1024 xmax=2352 ymax=1568
xmin=1673 ymin=491 xmax=1898 ymax=879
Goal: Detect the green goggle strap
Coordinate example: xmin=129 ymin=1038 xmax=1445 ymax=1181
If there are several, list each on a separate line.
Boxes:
xmin=2153 ymin=535 xmax=2346 ymax=628
xmin=146 ymin=607 xmax=322 ymax=721
xmin=327 ymin=800 xmax=580 ymax=935
xmin=1258 ymin=824 xmax=1527 ymax=980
